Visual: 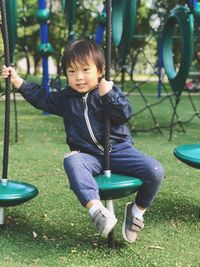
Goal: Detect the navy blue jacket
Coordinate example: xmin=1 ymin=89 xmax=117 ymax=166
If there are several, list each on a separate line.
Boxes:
xmin=18 ymin=81 xmax=133 ymax=155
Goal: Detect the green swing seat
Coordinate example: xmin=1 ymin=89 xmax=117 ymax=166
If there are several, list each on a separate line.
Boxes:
xmin=174 ymin=144 xmax=200 ymax=169
xmin=95 ymin=173 xmax=143 ymax=200
xmin=174 ymin=144 xmax=200 ymax=218
xmin=0 ymin=180 xmax=39 ymax=207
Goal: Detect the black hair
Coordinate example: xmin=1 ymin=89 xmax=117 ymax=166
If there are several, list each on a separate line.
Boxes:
xmin=61 ymin=39 xmax=105 ymax=77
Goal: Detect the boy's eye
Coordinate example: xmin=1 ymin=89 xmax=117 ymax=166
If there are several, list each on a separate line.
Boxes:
xmin=84 ymin=68 xmax=90 ymax=71
xmin=68 ymin=70 xmax=75 ymax=74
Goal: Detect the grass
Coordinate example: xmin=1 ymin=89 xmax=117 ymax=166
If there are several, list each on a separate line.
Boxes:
xmin=0 ymin=95 xmax=200 ymax=266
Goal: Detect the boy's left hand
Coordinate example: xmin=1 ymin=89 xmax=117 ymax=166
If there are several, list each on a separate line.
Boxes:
xmin=99 ymin=78 xmax=113 ymax=96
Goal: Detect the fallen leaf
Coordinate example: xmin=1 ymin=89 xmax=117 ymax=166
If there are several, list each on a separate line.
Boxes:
xmin=149 ymin=245 xmax=163 ymax=250
xmin=32 ymin=231 xmax=38 ymax=238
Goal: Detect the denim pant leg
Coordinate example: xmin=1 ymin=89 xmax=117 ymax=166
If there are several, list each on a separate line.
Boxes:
xmin=63 ymin=152 xmax=103 ymax=207
xmin=110 ymin=144 xmax=164 ymax=208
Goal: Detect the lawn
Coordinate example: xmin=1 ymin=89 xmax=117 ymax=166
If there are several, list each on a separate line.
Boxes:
xmin=0 ymin=94 xmax=200 ymax=267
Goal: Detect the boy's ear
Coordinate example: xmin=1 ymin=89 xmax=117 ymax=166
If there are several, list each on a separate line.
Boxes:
xmin=98 ymin=69 xmax=104 ymax=82
xmin=100 ymin=66 xmax=105 ymax=77
xmin=102 ymin=65 xmax=105 ymax=74
xmin=98 ymin=67 xmax=104 ymax=78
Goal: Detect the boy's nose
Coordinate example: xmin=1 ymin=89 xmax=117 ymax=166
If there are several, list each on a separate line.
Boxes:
xmin=76 ymin=71 xmax=84 ymax=80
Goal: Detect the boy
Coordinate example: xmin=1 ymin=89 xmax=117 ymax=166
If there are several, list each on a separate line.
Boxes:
xmin=2 ymin=39 xmax=164 ymax=243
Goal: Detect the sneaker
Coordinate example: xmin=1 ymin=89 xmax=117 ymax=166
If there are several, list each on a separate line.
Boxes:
xmin=92 ymin=206 xmax=117 ymax=238
xmin=122 ymin=202 xmax=144 ymax=243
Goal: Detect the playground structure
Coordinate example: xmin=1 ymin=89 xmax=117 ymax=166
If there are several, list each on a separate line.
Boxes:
xmin=0 ymin=0 xmax=200 ymax=247
xmin=1 ymin=0 xmax=199 ymax=137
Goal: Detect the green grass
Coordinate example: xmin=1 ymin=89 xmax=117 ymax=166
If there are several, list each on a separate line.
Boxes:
xmin=0 ymin=96 xmax=200 ymax=267
xmin=119 ymin=80 xmax=172 ymax=94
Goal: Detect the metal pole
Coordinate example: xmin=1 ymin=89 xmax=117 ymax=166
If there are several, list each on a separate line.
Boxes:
xmin=0 ymin=208 xmax=5 ymax=225
xmin=38 ymin=0 xmax=50 ymax=94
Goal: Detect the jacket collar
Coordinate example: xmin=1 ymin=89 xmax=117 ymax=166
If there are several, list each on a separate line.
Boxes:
xmin=65 ymin=85 xmax=98 ymax=97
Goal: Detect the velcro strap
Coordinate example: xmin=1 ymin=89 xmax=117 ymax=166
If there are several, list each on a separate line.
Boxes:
xmin=93 ymin=208 xmax=109 ymax=225
xmin=130 ymin=218 xmax=144 ymax=232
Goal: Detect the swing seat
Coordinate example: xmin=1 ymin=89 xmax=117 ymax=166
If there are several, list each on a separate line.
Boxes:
xmin=174 ymin=144 xmax=200 ymax=169
xmin=95 ymin=174 xmax=143 ymax=200
xmin=0 ymin=180 xmax=39 ymax=207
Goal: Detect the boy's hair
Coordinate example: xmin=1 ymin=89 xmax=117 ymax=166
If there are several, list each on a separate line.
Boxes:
xmin=61 ymin=39 xmax=105 ymax=77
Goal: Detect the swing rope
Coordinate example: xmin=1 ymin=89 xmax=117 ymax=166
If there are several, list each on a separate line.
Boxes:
xmin=0 ymin=0 xmax=11 ymax=180
xmin=104 ymin=0 xmax=112 ymax=174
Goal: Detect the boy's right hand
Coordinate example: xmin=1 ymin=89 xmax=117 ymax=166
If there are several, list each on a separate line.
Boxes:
xmin=2 ymin=65 xmax=23 ymax=89
xmin=98 ymin=78 xmax=113 ymax=96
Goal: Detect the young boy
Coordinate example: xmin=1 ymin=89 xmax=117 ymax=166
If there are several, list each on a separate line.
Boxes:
xmin=2 ymin=39 xmax=164 ymax=243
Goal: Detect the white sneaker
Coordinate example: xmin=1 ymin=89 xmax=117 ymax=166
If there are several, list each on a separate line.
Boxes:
xmin=92 ymin=206 xmax=117 ymax=238
xmin=122 ymin=202 xmax=144 ymax=243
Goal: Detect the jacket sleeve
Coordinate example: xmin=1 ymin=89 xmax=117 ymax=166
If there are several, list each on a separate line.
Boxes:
xmin=18 ymin=81 xmax=64 ymax=116
xmin=100 ymin=85 xmax=133 ymax=123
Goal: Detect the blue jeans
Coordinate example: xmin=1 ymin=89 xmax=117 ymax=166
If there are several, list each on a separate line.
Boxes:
xmin=63 ymin=143 xmax=164 ymax=208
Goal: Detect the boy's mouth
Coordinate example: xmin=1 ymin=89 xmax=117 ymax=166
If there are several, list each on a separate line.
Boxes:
xmin=76 ymin=83 xmax=87 ymax=88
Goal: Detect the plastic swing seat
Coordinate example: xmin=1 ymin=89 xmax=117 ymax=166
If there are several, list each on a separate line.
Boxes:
xmin=95 ymin=173 xmax=143 ymax=200
xmin=174 ymin=144 xmax=200 ymax=218
xmin=174 ymin=144 xmax=200 ymax=169
xmin=0 ymin=180 xmax=39 ymax=207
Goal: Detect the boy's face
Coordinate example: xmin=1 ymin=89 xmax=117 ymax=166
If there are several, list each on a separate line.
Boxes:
xmin=66 ymin=58 xmax=103 ymax=94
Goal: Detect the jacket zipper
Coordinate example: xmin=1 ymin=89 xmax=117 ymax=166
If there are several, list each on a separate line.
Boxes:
xmin=83 ymin=93 xmax=104 ymax=151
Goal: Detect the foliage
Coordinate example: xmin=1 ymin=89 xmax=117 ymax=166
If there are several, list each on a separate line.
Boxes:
xmin=14 ymin=0 xmax=194 ymax=74
xmin=1 ymin=0 xmax=200 ymax=93
xmin=15 ymin=0 xmax=39 ymax=74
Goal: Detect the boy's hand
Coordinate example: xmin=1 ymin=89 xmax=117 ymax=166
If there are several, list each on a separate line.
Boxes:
xmin=99 ymin=78 xmax=113 ymax=96
xmin=2 ymin=65 xmax=23 ymax=89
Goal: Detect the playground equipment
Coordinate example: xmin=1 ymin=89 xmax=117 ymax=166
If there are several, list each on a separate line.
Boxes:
xmin=112 ymin=0 xmax=137 ymax=64
xmin=162 ymin=5 xmax=194 ymax=94
xmin=4 ymin=0 xmax=19 ymax=143
xmin=4 ymin=0 xmax=17 ymax=63
xmin=121 ymin=0 xmax=200 ymax=140
xmin=174 ymin=144 xmax=200 ymax=217
xmin=94 ymin=0 xmax=143 ymax=248
xmin=5 ymin=0 xmax=198 ymax=138
xmin=174 ymin=144 xmax=200 ymax=168
xmin=161 ymin=4 xmax=194 ymax=140
xmin=0 ymin=0 xmax=38 ymax=225
xmin=61 ymin=0 xmax=76 ymax=43
xmin=95 ymin=4 xmax=106 ymax=45
xmin=37 ymin=0 xmax=53 ymax=95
